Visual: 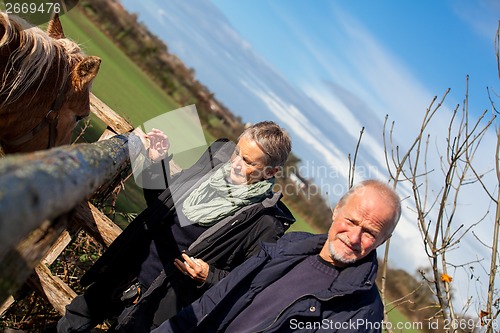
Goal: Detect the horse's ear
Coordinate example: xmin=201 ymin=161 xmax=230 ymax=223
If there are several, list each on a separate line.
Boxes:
xmin=71 ymin=55 xmax=101 ymax=91
xmin=47 ymin=13 xmax=65 ymax=39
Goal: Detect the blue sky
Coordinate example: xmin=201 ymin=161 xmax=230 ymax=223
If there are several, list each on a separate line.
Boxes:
xmin=210 ymin=0 xmax=498 ymax=118
xmin=119 ymin=0 xmax=499 ymax=314
xmin=212 ymin=0 xmax=497 ymax=97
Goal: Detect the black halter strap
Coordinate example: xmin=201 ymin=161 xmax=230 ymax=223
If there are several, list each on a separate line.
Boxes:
xmin=3 ymin=81 xmax=69 ymax=149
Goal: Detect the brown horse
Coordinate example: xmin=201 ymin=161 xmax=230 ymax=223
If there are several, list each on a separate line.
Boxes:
xmin=0 ymin=11 xmax=101 ymax=154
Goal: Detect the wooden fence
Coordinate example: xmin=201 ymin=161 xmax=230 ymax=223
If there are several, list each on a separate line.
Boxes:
xmin=0 ymin=93 xmax=153 ymax=317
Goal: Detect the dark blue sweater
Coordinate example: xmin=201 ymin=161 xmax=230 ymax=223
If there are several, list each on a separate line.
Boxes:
xmin=225 ymin=255 xmax=340 ymax=332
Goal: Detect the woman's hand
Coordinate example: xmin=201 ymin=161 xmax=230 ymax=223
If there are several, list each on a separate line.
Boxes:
xmin=174 ymin=253 xmax=209 ymax=283
xmin=146 ymin=128 xmax=170 ymax=162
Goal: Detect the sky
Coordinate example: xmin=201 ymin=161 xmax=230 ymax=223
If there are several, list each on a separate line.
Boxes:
xmin=212 ymin=0 xmax=497 ymax=111
xmin=118 ymin=0 xmax=499 ymax=315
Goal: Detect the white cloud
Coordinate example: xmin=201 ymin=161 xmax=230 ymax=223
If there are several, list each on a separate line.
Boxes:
xmin=450 ymin=0 xmax=500 ymax=41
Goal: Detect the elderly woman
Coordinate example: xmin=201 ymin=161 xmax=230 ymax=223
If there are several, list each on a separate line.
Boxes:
xmin=57 ymin=121 xmax=294 ymax=333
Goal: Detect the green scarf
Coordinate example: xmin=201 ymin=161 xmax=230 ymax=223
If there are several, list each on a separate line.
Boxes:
xmin=182 ymin=163 xmax=275 ymax=226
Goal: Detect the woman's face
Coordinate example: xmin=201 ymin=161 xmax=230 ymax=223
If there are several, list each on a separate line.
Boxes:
xmin=229 ymin=136 xmax=276 ymax=185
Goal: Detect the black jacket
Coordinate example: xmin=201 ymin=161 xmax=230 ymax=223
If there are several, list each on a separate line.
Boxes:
xmin=153 ymin=232 xmax=383 ymax=333
xmin=80 ymin=139 xmax=295 ymax=331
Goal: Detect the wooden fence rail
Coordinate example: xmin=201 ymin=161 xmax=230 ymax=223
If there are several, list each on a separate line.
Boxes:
xmin=0 ymin=133 xmax=141 ymax=256
xmin=0 ymin=93 xmax=146 ymax=318
xmin=0 ymin=132 xmax=144 ymax=303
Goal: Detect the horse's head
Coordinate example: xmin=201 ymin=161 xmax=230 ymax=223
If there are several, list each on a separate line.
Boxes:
xmin=0 ymin=12 xmax=101 ymax=154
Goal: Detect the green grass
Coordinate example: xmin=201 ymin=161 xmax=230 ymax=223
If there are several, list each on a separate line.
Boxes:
xmin=60 ymin=10 xmax=179 ymax=127
xmin=56 ymin=9 xmax=222 ymax=225
xmin=286 ymin=207 xmax=321 ymax=233
xmin=385 ymin=308 xmax=423 ymax=333
xmin=61 ymin=10 xmax=209 ymax=168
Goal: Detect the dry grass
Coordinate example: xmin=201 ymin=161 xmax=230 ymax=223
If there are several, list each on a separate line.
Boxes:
xmin=0 ymin=232 xmax=105 ymax=332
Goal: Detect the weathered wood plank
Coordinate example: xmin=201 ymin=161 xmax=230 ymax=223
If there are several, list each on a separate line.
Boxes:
xmin=99 ymin=127 xmax=120 ymax=141
xmin=90 ymin=94 xmax=134 ymax=134
xmin=0 ymin=133 xmax=145 ymax=303
xmin=0 ymin=296 xmax=15 ymax=318
xmin=42 ymin=216 xmax=83 ymax=267
xmin=20 ymin=221 xmax=82 ymax=316
xmin=0 ymin=216 xmax=68 ymax=304
xmin=73 ymin=202 xmax=122 ymax=247
xmin=0 ymin=132 xmax=142 ymax=259
xmin=41 ymin=230 xmax=75 ymax=266
xmin=27 ymin=264 xmax=77 ymax=315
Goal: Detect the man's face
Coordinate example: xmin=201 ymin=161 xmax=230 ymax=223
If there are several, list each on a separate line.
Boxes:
xmin=229 ymin=135 xmax=276 ymax=185
xmin=320 ymin=187 xmax=394 ymax=267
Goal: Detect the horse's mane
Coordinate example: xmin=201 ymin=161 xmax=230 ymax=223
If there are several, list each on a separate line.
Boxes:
xmin=0 ymin=12 xmax=84 ymax=107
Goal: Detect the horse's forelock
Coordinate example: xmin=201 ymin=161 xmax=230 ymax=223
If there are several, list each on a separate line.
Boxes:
xmin=56 ymin=38 xmax=85 ymax=67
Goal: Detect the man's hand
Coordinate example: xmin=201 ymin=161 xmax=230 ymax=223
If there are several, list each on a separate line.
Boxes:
xmin=174 ymin=253 xmax=209 ymax=283
xmin=146 ymin=128 xmax=170 ymax=162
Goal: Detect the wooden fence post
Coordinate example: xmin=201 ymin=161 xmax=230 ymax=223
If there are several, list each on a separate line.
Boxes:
xmin=0 ymin=132 xmax=143 ymax=303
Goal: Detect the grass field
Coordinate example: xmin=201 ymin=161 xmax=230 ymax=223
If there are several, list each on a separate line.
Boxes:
xmin=60 ymin=11 xmax=179 ymax=126
xmin=60 ymin=11 xmax=212 ymax=168
xmin=386 ymin=308 xmax=423 ymax=333
xmin=286 ymin=207 xmax=321 ymax=233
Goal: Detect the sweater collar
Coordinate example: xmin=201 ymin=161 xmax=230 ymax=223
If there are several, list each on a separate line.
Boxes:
xmin=264 ymin=233 xmax=378 ymax=295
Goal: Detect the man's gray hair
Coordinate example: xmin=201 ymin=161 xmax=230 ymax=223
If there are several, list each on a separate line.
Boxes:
xmin=239 ymin=121 xmax=292 ymax=167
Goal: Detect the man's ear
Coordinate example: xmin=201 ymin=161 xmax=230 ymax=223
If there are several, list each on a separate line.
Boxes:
xmin=264 ymin=166 xmax=279 ymax=179
xmin=331 ymin=206 xmax=338 ymax=221
xmin=378 ymin=233 xmax=393 ymax=247
xmin=332 ymin=204 xmax=340 ymax=224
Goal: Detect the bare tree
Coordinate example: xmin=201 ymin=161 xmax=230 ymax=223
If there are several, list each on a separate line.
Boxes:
xmin=381 ymin=74 xmax=497 ymax=333
xmin=343 ymin=21 xmax=500 ymax=333
xmin=483 ymin=20 xmax=500 ymax=333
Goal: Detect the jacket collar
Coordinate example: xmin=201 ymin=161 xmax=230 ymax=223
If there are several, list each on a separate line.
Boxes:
xmin=264 ymin=192 xmax=296 ymax=226
xmin=263 ymin=232 xmax=378 ymax=296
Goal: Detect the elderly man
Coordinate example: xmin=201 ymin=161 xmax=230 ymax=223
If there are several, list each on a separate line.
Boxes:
xmin=57 ymin=121 xmax=294 ymax=333
xmin=152 ymin=179 xmax=401 ymax=333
